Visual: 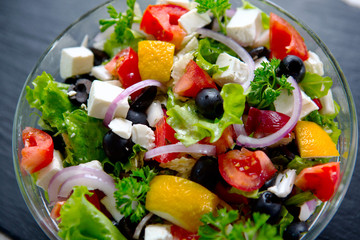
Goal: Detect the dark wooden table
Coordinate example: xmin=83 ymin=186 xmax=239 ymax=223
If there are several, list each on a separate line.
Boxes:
xmin=1 ymin=0 xmax=359 ymax=239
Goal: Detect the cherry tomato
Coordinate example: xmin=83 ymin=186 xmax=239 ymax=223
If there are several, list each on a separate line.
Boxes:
xmin=153 ymin=116 xmax=180 ymax=163
xmin=171 ymin=225 xmax=199 ymax=240
xmin=269 ymin=13 xmax=309 ymax=61
xmin=105 ymin=47 xmax=142 ymax=88
xmin=295 ymin=162 xmax=340 ymax=202
xmin=173 ymin=60 xmax=218 ymax=98
xmin=21 ymin=127 xmax=54 ymax=173
xmin=245 ymin=107 xmax=291 ymax=138
xmin=140 ymin=4 xmax=188 ymax=49
xmin=218 ymin=148 xmax=277 ymax=191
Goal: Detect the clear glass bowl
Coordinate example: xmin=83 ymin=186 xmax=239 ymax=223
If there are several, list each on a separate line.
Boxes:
xmin=12 ymin=0 xmax=358 ymax=239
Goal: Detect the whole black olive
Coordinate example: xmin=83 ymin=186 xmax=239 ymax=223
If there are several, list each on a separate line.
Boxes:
xmin=126 ymin=109 xmax=149 ymax=126
xmin=283 ymin=221 xmax=308 ymax=240
xmin=254 ymin=191 xmax=282 ymax=224
xmin=90 ymin=47 xmax=110 ymax=66
xmin=103 ymin=130 xmax=134 ymax=163
xmin=190 ymin=156 xmax=220 ymax=190
xmin=195 ymin=88 xmax=224 ymax=120
xmin=249 ymin=46 xmax=271 ymax=60
xmin=277 ymin=55 xmax=306 ymax=83
xmin=130 ymin=86 xmax=158 ymax=112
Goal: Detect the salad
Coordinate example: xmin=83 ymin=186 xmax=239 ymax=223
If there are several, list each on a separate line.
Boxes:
xmin=20 ymin=0 xmax=342 ymax=239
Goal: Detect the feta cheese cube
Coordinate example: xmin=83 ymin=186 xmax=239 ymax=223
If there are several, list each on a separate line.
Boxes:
xmin=87 ymin=80 xmax=130 ymax=119
xmin=213 ymin=52 xmax=249 ymax=87
xmin=304 ymin=51 xmax=324 ymax=76
xmin=226 ymin=8 xmax=264 ymax=47
xmin=146 ymin=100 xmax=164 ymax=127
xmin=36 ymin=150 xmax=63 ymax=190
xmin=171 ymin=52 xmax=194 ymax=83
xmin=319 ymin=89 xmax=336 ymax=115
xmin=91 ymin=65 xmax=113 ymax=81
xmin=156 ymin=0 xmax=190 ymax=9
xmin=274 ymin=89 xmax=319 ymax=119
xmin=178 ymin=9 xmax=211 ymax=34
xmin=268 ymin=169 xmax=296 ymax=198
xmin=60 ymin=46 xmax=94 ymax=79
xmin=177 ymin=36 xmax=198 ymax=58
xmin=132 ymin=124 xmax=155 ymax=149
xmin=79 ymin=160 xmax=103 ymax=170
xmin=144 ymin=224 xmax=173 ymax=240
xmin=108 ymin=118 xmax=133 ymax=139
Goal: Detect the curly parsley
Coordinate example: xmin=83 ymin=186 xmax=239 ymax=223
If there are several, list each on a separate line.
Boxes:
xmin=114 ymin=166 xmax=157 ymax=223
xmin=247 ymin=58 xmax=294 ymax=109
xmin=195 ymin=0 xmax=231 ymax=34
xmin=198 ymin=209 xmax=282 ymax=240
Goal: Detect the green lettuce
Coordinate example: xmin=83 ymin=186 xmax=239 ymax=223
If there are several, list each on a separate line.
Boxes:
xmin=166 ymin=83 xmax=245 ymax=146
xmin=287 ymin=155 xmax=329 ymax=174
xmin=58 ymin=186 xmax=126 ymax=240
xmin=299 ymin=72 xmax=333 ymax=99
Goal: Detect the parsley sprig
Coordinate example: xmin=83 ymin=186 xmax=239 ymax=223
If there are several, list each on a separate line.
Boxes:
xmin=198 ymin=209 xmax=282 ymax=240
xmin=114 ymin=166 xmax=157 ymax=223
xmin=196 ymin=0 xmax=231 ymax=34
xmin=247 ymin=58 xmax=294 ymax=109
xmin=99 ymin=0 xmax=136 ymax=44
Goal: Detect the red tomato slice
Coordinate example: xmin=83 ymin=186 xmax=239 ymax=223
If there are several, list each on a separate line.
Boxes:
xmin=153 ymin=116 xmax=180 ymax=163
xmin=140 ymin=4 xmax=188 ymax=49
xmin=312 ymin=98 xmax=323 ymax=110
xmin=218 ymin=148 xmax=277 ymax=191
xmin=269 ymin=13 xmax=309 ymax=61
xmin=245 ymin=107 xmax=291 ymax=138
xmin=21 ymin=127 xmax=54 ymax=173
xmin=295 ymin=162 xmax=340 ymax=202
xmin=171 ymin=225 xmax=199 ymax=240
xmin=173 ymin=60 xmax=218 ymax=98
xmin=200 ymin=125 xmax=235 ymax=154
xmin=105 ymin=47 xmax=142 ymax=88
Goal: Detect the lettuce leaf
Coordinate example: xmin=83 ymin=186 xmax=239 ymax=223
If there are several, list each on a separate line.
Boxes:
xmin=287 ymin=155 xmax=329 ymax=174
xmin=299 ymin=72 xmax=333 ymax=99
xmin=166 ymin=83 xmax=245 ymax=146
xmin=58 ymin=186 xmax=126 ymax=240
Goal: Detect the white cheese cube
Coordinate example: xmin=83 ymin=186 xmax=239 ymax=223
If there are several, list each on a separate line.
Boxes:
xmin=146 ymin=100 xmax=164 ymax=127
xmin=319 ymin=89 xmax=336 ymax=115
xmin=274 ymin=89 xmax=319 ymax=119
xmin=268 ymin=169 xmax=296 ymax=198
xmin=79 ymin=160 xmax=103 ymax=170
xmin=178 ymin=9 xmax=211 ymax=34
xmin=177 ymin=36 xmax=198 ymax=58
xmin=87 ymin=80 xmax=130 ymax=119
xmin=131 ymin=124 xmax=155 ymax=149
xmin=108 ymin=118 xmax=133 ymax=139
xmin=254 ymin=56 xmax=269 ymax=70
xmin=144 ymin=224 xmax=173 ymax=240
xmin=171 ymin=52 xmax=194 ymax=83
xmin=226 ymin=8 xmax=264 ymax=47
xmin=91 ymin=65 xmax=113 ymax=81
xmin=213 ymin=52 xmax=249 ymax=87
xmin=60 ymin=46 xmax=94 ymax=79
xmin=253 ymin=29 xmax=270 ymax=48
xmin=36 ymin=150 xmax=63 ymax=190
xmin=104 ymin=80 xmax=122 ymax=87
xmin=304 ymin=51 xmax=324 ymax=76
xmin=156 ymin=0 xmax=190 ymax=9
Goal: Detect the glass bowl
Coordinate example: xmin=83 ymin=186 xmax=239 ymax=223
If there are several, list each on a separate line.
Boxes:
xmin=12 ymin=0 xmax=358 ymax=239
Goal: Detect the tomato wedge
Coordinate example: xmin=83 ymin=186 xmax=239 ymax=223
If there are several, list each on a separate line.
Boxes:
xmin=153 ymin=116 xmax=180 ymax=163
xmin=171 ymin=225 xmax=199 ymax=240
xmin=200 ymin=125 xmax=235 ymax=154
xmin=218 ymin=148 xmax=277 ymax=191
xmin=140 ymin=4 xmax=188 ymax=49
xmin=173 ymin=60 xmax=218 ymax=98
xmin=269 ymin=13 xmax=309 ymax=61
xmin=295 ymin=162 xmax=340 ymax=202
xmin=21 ymin=127 xmax=54 ymax=173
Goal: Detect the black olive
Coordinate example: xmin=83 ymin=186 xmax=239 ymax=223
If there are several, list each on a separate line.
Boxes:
xmin=254 ymin=191 xmax=282 ymax=224
xmin=130 ymin=86 xmax=158 ymax=112
xmin=103 ymin=131 xmax=134 ymax=163
xmin=190 ymin=156 xmax=220 ymax=190
xmin=260 ymin=173 xmax=278 ymax=191
xmin=90 ymin=47 xmax=110 ymax=66
xmin=42 ymin=130 xmax=66 ymax=153
xmin=64 ymin=74 xmax=96 ymax=84
xmin=67 ymin=79 xmax=92 ymax=106
xmin=114 ymin=217 xmax=138 ymax=240
xmin=195 ymin=88 xmax=224 ymax=120
xmin=283 ymin=221 xmax=308 ymax=240
xmin=249 ymin=46 xmax=271 ymax=60
xmin=126 ymin=109 xmax=149 ymax=126
xmin=277 ymin=55 xmax=306 ymax=83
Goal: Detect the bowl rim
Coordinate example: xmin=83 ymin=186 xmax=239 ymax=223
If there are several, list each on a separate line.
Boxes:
xmin=12 ymin=0 xmax=358 ymax=239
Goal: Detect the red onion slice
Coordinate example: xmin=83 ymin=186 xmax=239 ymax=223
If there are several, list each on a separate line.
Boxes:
xmin=236 ymin=77 xmax=302 ymax=148
xmin=48 ymin=165 xmax=109 ymax=205
xmin=196 ymin=28 xmax=255 ymax=91
xmin=104 ymin=80 xmax=165 ymax=126
xmin=144 ymin=143 xmax=216 ymax=160
xmin=133 ymin=212 xmax=154 ymax=239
